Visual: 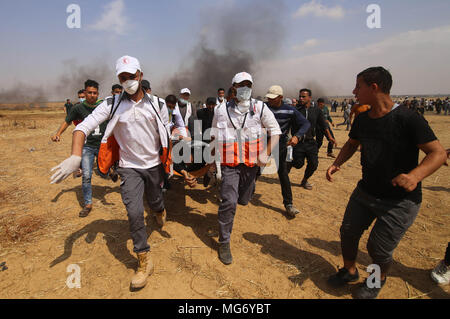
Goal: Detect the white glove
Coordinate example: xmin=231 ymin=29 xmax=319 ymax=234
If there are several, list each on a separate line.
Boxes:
xmin=50 ymin=155 xmax=82 ymax=184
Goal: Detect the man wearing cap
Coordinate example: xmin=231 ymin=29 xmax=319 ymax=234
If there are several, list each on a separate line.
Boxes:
xmin=211 ymin=72 xmax=281 ymax=265
xmin=177 ymin=88 xmax=194 ymax=128
xmin=265 ymin=85 xmax=310 ymax=218
xmin=50 ymin=56 xmax=170 ymax=290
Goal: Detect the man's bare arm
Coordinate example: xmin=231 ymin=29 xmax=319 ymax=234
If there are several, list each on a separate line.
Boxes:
xmin=392 ymin=140 xmax=447 ymax=191
xmin=72 ymin=130 xmax=87 ymax=157
xmin=51 ymin=121 xmax=71 ymax=142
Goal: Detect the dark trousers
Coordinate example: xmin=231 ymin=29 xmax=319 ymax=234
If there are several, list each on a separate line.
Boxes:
xmin=218 ymin=164 xmax=259 ymax=244
xmin=117 ymin=165 xmax=165 ymax=253
xmin=275 ymin=139 xmax=293 ymax=207
xmin=287 ymin=139 xmax=319 ymax=182
xmin=316 ymin=125 xmax=335 ymax=154
xmin=340 ymin=186 xmax=420 ymax=273
xmin=445 ymin=242 xmax=450 ymax=265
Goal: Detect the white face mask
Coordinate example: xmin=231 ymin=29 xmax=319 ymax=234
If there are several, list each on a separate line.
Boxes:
xmin=179 ymin=98 xmax=188 ymax=105
xmin=79 ymin=98 xmax=85 ymax=103
xmin=123 ymin=80 xmax=140 ymax=95
xmin=218 ymin=96 xmax=224 ymax=102
xmin=236 ymin=86 xmax=252 ymax=102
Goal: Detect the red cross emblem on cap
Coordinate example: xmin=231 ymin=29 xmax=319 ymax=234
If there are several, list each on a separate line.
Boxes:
xmin=123 ymin=57 xmax=129 ymax=64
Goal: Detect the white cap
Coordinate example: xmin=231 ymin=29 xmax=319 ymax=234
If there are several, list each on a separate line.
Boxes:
xmin=116 ymin=56 xmax=141 ymax=76
xmin=180 ymin=88 xmax=191 ymax=95
xmin=265 ymin=85 xmax=283 ymax=99
xmin=232 ymin=72 xmax=253 ymax=85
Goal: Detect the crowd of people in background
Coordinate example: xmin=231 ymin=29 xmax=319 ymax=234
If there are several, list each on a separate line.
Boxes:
xmin=49 ymin=59 xmax=449 ymax=298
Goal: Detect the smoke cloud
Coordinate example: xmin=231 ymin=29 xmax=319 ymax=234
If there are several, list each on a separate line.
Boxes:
xmin=165 ymin=0 xmax=288 ymax=100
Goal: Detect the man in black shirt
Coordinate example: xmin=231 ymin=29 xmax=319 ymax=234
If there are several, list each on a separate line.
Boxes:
xmin=64 ymin=99 xmax=73 ymax=115
xmin=326 ymin=67 xmax=447 ymax=299
xmin=290 ymin=88 xmax=336 ymax=190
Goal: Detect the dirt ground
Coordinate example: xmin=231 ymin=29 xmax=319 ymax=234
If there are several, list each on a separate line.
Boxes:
xmin=0 ymin=106 xmax=448 ymax=299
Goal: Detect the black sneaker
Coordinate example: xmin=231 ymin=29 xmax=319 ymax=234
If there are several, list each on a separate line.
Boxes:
xmin=109 ymin=170 xmax=119 ymax=183
xmin=353 ymin=278 xmax=386 ymax=299
xmin=327 ymin=267 xmax=360 ymax=288
xmin=218 ymin=243 xmax=233 ymax=265
xmin=79 ymin=205 xmax=92 ymax=218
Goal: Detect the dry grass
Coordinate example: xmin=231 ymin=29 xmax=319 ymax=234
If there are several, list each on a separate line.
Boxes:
xmin=0 ymin=213 xmax=49 ymax=244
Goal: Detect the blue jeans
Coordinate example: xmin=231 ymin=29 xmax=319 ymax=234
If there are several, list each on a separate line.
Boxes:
xmin=81 ymin=146 xmax=99 ymax=206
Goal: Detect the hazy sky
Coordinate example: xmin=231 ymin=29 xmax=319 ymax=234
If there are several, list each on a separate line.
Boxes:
xmin=1 ymin=0 xmax=450 ymax=101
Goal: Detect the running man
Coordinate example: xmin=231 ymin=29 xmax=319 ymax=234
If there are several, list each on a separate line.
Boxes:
xmin=326 ymin=67 xmax=447 ymax=299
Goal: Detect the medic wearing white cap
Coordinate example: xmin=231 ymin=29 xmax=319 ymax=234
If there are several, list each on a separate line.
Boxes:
xmin=211 ymin=72 xmax=281 ymax=265
xmin=50 ymin=55 xmax=170 ymax=290
xmin=177 ymin=88 xmax=193 ymax=127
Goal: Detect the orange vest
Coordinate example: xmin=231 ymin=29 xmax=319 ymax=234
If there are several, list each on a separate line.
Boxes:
xmin=97 ymin=94 xmax=172 ymax=175
xmin=216 ymin=100 xmax=266 ymax=168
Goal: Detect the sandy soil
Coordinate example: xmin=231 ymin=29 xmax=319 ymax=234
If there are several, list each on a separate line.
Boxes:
xmin=0 ymin=107 xmax=448 ymax=299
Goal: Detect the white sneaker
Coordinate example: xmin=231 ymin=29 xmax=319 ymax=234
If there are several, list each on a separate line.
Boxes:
xmin=431 ymin=260 xmax=450 ymax=285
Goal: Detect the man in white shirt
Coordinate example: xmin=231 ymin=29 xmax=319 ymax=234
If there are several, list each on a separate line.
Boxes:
xmin=211 ymin=72 xmax=281 ymax=265
xmin=50 ymin=56 xmax=169 ymax=291
xmin=216 ymin=88 xmax=226 ymax=109
xmin=177 ymin=88 xmax=193 ymax=127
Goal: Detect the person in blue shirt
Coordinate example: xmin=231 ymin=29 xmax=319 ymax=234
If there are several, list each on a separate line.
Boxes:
xmin=265 ymin=85 xmax=310 ymax=218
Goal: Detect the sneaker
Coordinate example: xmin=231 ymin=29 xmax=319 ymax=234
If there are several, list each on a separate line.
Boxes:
xmin=109 ymin=170 xmax=119 ymax=183
xmin=354 ymin=278 xmax=386 ymax=299
xmin=301 ymin=180 xmax=313 ymax=190
xmin=79 ymin=205 xmax=92 ymax=218
xmin=218 ymin=243 xmax=233 ymax=265
xmin=73 ymin=168 xmax=82 ymax=179
xmin=285 ymin=205 xmax=300 ymax=218
xmin=327 ymin=267 xmax=360 ymax=288
xmin=431 ymin=260 xmax=450 ymax=285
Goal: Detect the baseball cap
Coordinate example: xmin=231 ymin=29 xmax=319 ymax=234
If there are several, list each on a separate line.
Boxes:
xmin=141 ymin=80 xmax=151 ymax=90
xmin=180 ymin=88 xmax=191 ymax=95
xmin=232 ymin=72 xmax=253 ymax=85
xmin=265 ymin=85 xmax=283 ymax=99
xmin=116 ymin=56 xmax=141 ymax=76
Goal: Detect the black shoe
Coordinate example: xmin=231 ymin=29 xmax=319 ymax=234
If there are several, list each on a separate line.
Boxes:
xmin=353 ymin=278 xmax=386 ymax=299
xmin=218 ymin=243 xmax=233 ymax=265
xmin=79 ymin=205 xmax=92 ymax=218
xmin=109 ymin=171 xmax=119 ymax=183
xmin=203 ymin=174 xmax=211 ymax=187
xmin=327 ymin=267 xmax=360 ymax=288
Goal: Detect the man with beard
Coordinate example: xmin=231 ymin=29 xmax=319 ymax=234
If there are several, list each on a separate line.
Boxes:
xmin=326 ymin=66 xmax=447 ymax=299
xmin=51 ymin=56 xmax=170 ymax=290
xmin=291 ymin=89 xmax=336 ymax=190
xmin=211 ymin=72 xmax=281 ymax=265
xmin=265 ymin=85 xmax=310 ymax=218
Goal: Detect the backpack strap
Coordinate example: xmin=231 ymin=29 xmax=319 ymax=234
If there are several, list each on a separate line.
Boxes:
xmin=107 ymin=94 xmax=123 ymax=120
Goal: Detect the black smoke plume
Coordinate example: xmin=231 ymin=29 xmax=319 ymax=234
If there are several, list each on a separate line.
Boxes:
xmin=165 ymin=0 xmax=287 ymax=100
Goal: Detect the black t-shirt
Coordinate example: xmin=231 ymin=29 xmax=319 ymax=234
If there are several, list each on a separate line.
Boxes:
xmin=349 ymin=105 xmax=437 ymax=203
xmin=65 ymin=101 xmax=107 ymax=149
xmin=64 ymin=102 xmax=73 ymax=114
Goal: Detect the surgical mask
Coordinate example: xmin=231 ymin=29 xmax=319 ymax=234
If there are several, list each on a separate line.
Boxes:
xmin=218 ymin=96 xmax=224 ymax=102
xmin=79 ymin=98 xmax=85 ymax=103
xmin=236 ymin=86 xmax=252 ymax=102
xmin=123 ymin=80 xmax=140 ymax=95
xmin=179 ymin=98 xmax=188 ymax=105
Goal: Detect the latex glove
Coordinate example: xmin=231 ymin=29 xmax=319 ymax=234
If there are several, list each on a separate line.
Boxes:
xmin=50 ymin=155 xmax=82 ymax=184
